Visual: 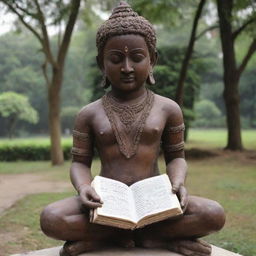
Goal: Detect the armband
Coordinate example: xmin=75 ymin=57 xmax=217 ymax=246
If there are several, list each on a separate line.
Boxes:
xmin=163 ymin=141 xmax=185 ymax=153
xmin=71 ymin=147 xmax=92 ymax=157
xmin=73 ymin=130 xmax=90 ymax=142
xmin=166 ymin=123 xmax=185 ymax=133
xmin=71 ymin=129 xmax=93 ymax=158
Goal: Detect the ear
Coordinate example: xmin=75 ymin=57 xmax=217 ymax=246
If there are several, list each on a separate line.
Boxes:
xmin=150 ymin=50 xmax=158 ymax=68
xmin=147 ymin=51 xmax=158 ymax=86
xmin=96 ymin=55 xmax=104 ymax=72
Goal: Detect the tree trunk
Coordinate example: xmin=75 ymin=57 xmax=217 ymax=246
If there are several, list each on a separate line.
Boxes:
xmin=217 ymin=0 xmax=243 ymax=150
xmin=8 ymin=116 xmax=17 ymax=139
xmin=223 ymin=78 xmax=243 ymax=150
xmin=48 ymin=67 xmax=64 ymax=165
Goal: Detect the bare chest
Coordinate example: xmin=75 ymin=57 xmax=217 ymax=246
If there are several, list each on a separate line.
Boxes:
xmin=91 ymin=103 xmax=166 ymax=146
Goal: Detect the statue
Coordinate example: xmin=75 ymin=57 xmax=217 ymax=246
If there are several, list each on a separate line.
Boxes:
xmin=40 ymin=2 xmax=225 ymax=256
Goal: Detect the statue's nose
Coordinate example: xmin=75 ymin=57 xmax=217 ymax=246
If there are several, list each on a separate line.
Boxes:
xmin=121 ymin=58 xmax=134 ymax=73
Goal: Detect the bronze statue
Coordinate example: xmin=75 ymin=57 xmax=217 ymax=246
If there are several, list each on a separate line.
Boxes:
xmin=40 ymin=2 xmax=225 ymax=255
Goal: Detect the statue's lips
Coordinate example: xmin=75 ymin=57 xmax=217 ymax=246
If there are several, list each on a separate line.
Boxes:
xmin=121 ymin=76 xmax=135 ymax=83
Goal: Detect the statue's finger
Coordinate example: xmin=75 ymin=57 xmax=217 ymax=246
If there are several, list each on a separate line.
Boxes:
xmin=179 ymin=186 xmax=187 ymax=207
xmin=88 ymin=189 xmax=102 ymax=202
xmin=172 ymin=184 xmax=179 ymax=193
xmin=86 ymin=200 xmax=103 ymax=209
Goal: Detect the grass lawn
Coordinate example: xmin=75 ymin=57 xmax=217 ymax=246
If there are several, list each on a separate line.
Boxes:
xmin=0 ymin=129 xmax=255 ymax=150
xmin=0 ymin=129 xmax=255 ymax=255
xmin=187 ymin=129 xmax=256 ymax=150
xmin=0 ymin=136 xmax=72 ymax=147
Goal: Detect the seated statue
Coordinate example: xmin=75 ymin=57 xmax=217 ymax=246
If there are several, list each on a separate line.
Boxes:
xmin=40 ymin=2 xmax=225 ymax=256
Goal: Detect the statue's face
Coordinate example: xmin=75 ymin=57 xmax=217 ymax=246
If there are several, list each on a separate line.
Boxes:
xmin=103 ymin=34 xmax=151 ymax=92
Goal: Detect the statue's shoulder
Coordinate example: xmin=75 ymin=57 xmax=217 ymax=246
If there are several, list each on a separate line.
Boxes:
xmin=75 ymin=99 xmax=102 ymax=123
xmin=154 ymin=93 xmax=182 ymax=118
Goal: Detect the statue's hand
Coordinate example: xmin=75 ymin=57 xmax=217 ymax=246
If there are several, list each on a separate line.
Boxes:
xmin=172 ymin=183 xmax=188 ymax=212
xmin=78 ymin=185 xmax=103 ymax=209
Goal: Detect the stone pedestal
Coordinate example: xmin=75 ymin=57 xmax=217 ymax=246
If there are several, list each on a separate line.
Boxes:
xmin=10 ymin=245 xmax=242 ymax=256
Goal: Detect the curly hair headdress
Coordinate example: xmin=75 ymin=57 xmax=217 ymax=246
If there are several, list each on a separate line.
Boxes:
xmin=96 ymin=1 xmax=156 ymax=59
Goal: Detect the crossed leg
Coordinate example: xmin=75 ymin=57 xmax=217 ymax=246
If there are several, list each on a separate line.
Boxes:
xmin=40 ymin=195 xmax=225 ymax=256
xmin=134 ymin=196 xmax=225 ymax=255
xmin=40 ymin=196 xmax=134 ymax=256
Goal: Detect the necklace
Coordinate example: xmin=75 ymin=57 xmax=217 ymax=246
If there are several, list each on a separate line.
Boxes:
xmin=102 ymin=89 xmax=154 ymax=158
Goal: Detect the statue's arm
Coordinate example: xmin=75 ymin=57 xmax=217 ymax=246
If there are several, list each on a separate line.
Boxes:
xmin=70 ymin=106 xmax=103 ymax=209
xmin=162 ymin=101 xmax=188 ymax=210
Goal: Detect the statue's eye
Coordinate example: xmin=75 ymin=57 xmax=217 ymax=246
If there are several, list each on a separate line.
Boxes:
xmin=132 ymin=53 xmax=145 ymax=63
xmin=109 ymin=54 xmax=122 ymax=64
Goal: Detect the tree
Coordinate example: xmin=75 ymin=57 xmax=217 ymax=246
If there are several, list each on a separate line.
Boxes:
xmin=132 ymin=0 xmax=218 ymax=108
xmin=151 ymin=46 xmax=207 ymax=139
xmin=0 ymin=92 xmax=38 ymax=138
xmin=216 ymin=0 xmax=256 ymax=150
xmin=175 ymin=0 xmax=206 ymax=106
xmin=0 ymin=0 xmax=81 ymax=164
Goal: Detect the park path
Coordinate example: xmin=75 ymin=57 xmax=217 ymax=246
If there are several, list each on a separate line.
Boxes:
xmin=0 ymin=173 xmax=71 ymax=216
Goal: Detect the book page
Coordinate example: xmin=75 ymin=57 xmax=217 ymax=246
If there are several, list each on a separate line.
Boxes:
xmin=130 ymin=174 xmax=180 ymax=221
xmin=92 ymin=176 xmax=136 ymax=222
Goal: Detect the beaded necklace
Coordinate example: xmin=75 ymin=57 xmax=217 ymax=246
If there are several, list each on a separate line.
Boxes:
xmin=102 ymin=89 xmax=154 ymax=158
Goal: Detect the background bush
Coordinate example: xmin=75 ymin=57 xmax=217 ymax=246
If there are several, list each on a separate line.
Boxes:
xmin=0 ymin=143 xmax=72 ymax=161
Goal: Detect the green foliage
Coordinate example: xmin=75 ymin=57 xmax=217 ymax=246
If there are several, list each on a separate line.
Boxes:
xmin=0 ymin=30 xmax=94 ymax=136
xmin=0 ymin=91 xmax=38 ymax=138
xmin=0 ymin=142 xmax=72 ymax=161
xmin=240 ymin=67 xmax=256 ymax=128
xmin=151 ymin=45 xmax=206 ymax=137
xmin=193 ymin=99 xmax=225 ymax=128
xmin=130 ymin=0 xmax=195 ymax=27
xmin=0 ymin=92 xmax=38 ymax=122
xmin=0 ymin=0 xmax=255 ymax=140
xmin=61 ymin=106 xmax=80 ymax=131
xmin=0 ymin=33 xmax=46 ymax=135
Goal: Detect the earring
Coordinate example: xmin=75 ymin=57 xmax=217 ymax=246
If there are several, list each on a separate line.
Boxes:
xmin=101 ymin=74 xmax=111 ymax=88
xmin=147 ymin=70 xmax=155 ymax=85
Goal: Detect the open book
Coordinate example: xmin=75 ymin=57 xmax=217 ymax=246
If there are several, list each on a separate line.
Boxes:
xmin=90 ymin=174 xmax=183 ymax=229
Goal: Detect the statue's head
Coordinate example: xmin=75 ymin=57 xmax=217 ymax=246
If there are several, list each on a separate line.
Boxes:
xmin=96 ymin=1 xmax=157 ymax=88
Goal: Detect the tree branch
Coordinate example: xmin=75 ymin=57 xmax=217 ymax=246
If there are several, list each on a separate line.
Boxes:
xmin=237 ymin=38 xmax=256 ymax=77
xmin=195 ymin=24 xmax=219 ymax=41
xmin=175 ymin=0 xmax=206 ymax=106
xmin=2 ymin=1 xmax=43 ymax=44
xmin=42 ymin=59 xmax=51 ymax=88
xmin=34 ymin=0 xmax=57 ymax=67
xmin=232 ymin=18 xmax=256 ymax=40
xmin=13 ymin=2 xmax=37 ymax=18
xmin=57 ymin=0 xmax=81 ymax=66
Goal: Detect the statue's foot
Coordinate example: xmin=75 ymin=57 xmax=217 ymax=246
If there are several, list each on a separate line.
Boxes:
xmin=135 ymin=237 xmax=211 ymax=256
xmin=59 ymin=237 xmax=135 ymax=256
xmin=59 ymin=240 xmax=101 ymax=256
xmin=168 ymin=239 xmax=212 ymax=256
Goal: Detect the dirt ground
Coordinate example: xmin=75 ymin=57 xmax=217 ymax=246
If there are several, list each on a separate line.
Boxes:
xmin=0 ymin=173 xmax=71 ymax=216
xmin=0 ymin=173 xmax=71 ymax=256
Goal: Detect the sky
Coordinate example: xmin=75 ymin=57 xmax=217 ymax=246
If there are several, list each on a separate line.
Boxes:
xmin=0 ymin=5 xmax=108 ymax=36
xmin=0 ymin=12 xmax=16 ymax=35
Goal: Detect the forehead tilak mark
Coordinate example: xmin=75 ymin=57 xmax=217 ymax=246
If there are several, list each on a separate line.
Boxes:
xmin=124 ymin=46 xmax=128 ymax=53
